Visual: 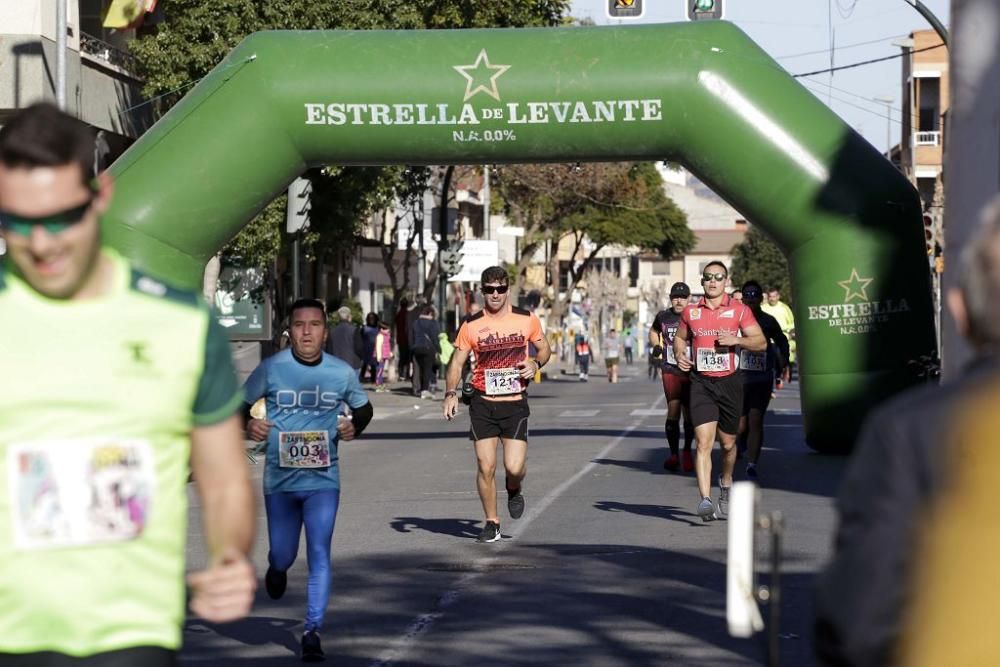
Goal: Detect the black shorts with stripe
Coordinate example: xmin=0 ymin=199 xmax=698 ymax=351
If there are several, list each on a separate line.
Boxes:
xmin=468 ymin=393 xmax=530 ymax=442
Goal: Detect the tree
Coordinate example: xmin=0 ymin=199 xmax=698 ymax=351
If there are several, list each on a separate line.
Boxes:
xmin=129 ymin=0 xmax=571 ymax=319
xmin=494 ymin=162 xmax=693 ymax=327
xmin=730 ymin=226 xmax=792 ymax=302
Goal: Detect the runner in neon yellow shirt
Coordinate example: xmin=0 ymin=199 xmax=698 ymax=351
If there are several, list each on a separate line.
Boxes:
xmin=762 ymin=287 xmax=796 ymax=386
xmin=0 ymin=103 xmax=256 ymax=664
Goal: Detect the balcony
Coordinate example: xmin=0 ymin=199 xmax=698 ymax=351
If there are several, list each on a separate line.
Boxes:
xmin=80 ymin=31 xmax=138 ymax=74
xmin=914 ymin=131 xmax=941 ymax=146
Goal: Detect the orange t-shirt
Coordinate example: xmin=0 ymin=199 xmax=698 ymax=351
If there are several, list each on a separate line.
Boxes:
xmin=456 ymin=306 xmax=543 ymax=401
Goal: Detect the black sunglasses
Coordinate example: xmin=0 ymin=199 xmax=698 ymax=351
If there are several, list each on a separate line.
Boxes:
xmin=702 ymin=271 xmax=727 ymax=282
xmin=0 ymin=195 xmax=95 ymax=236
xmin=481 ymin=284 xmax=509 ymax=295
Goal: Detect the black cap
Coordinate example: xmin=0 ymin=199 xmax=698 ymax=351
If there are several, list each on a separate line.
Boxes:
xmin=669 ymin=282 xmax=691 ymax=298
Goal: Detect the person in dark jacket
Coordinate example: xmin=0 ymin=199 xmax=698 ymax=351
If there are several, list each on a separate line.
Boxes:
xmin=359 ymin=312 xmax=379 ymax=383
xmin=395 ymin=298 xmax=411 ymax=381
xmin=814 ymin=195 xmax=1000 ymax=667
xmin=325 ymin=306 xmax=363 ymax=369
xmin=409 ymin=305 xmax=441 ymax=398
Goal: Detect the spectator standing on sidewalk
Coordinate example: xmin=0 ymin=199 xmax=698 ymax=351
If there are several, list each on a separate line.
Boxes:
xmin=325 ymin=305 xmax=363 ymax=370
xmin=394 ymin=298 xmax=411 ymax=381
xmin=374 ymin=322 xmax=393 ymax=392
xmin=409 ymin=305 xmax=441 ymax=399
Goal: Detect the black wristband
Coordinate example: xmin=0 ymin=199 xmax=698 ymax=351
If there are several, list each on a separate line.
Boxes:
xmin=444 ymin=390 xmax=457 ymax=398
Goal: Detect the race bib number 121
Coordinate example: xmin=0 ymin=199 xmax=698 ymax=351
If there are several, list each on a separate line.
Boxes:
xmin=484 ymin=368 xmax=523 ymax=396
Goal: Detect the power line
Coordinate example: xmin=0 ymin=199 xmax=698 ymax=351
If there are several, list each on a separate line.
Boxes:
xmin=794 ymin=43 xmax=944 ymax=78
xmin=776 ymin=34 xmax=907 ymax=60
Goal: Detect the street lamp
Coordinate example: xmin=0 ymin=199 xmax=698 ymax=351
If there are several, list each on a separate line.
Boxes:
xmin=873 ymin=95 xmax=895 ymax=159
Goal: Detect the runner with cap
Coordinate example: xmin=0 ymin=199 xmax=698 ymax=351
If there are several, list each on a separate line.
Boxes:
xmin=650 ymin=282 xmax=696 ymax=473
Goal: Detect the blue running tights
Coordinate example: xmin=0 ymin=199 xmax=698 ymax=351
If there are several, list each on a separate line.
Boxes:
xmin=264 ymin=489 xmax=340 ymax=631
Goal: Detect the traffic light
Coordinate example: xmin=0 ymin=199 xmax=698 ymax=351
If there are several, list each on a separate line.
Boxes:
xmin=440 ymin=244 xmax=464 ymax=275
xmin=286 ymin=177 xmax=311 ymax=233
xmin=687 ymin=0 xmax=724 ymax=21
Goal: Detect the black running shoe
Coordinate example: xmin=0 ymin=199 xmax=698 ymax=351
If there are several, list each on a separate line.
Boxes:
xmin=476 ymin=520 xmax=501 ymax=543
xmin=507 ymin=491 xmax=525 ymax=519
xmin=301 ymin=631 xmax=324 ymax=663
xmin=265 ymin=566 xmax=287 ymax=600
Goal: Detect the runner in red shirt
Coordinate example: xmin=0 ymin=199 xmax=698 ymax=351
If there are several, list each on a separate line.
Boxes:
xmin=674 ymin=261 xmax=766 ymax=521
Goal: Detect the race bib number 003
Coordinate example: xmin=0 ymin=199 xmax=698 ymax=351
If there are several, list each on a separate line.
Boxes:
xmin=697 ymin=348 xmax=731 ymax=372
xmin=279 ymin=431 xmax=331 ymax=468
xmin=8 ymin=438 xmax=155 ymax=551
xmin=740 ymin=350 xmax=767 ymax=372
xmin=484 ymin=368 xmax=523 ymax=396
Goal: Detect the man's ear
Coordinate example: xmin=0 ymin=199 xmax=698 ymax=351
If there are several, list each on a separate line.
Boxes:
xmin=92 ymin=170 xmax=114 ymax=215
xmin=946 ymin=288 xmax=970 ymax=338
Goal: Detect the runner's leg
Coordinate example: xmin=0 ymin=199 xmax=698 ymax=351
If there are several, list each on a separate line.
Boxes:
xmin=264 ymin=491 xmax=304 ymax=573
xmin=747 ymin=409 xmax=766 ymax=464
xmin=474 ymin=437 xmax=501 ymax=522
xmin=501 ymin=438 xmax=528 ymax=495
xmin=694 ymin=422 xmax=718 ymax=499
xmin=301 ymin=489 xmax=340 ymax=632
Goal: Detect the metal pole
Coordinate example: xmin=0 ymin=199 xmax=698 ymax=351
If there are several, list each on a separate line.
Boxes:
xmin=902 ymin=0 xmax=949 ymax=47
xmin=768 ymin=512 xmax=784 ymax=667
xmin=292 ymin=235 xmax=300 ymax=301
xmin=56 ymin=0 xmax=67 ymax=109
xmin=483 ymin=166 xmax=491 ymax=240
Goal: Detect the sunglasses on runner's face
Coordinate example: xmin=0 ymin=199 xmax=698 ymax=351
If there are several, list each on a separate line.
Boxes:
xmin=0 ymin=196 xmax=95 ymax=236
xmin=702 ymin=271 xmax=727 ymax=283
xmin=742 ymin=289 xmax=762 ymax=300
xmin=481 ymin=284 xmax=509 ymax=295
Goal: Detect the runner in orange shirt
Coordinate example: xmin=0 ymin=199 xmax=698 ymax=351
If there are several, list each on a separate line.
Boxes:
xmin=443 ymin=266 xmax=551 ymax=543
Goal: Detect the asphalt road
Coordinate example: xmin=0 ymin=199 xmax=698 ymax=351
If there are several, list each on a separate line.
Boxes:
xmin=181 ymin=363 xmax=844 ymax=665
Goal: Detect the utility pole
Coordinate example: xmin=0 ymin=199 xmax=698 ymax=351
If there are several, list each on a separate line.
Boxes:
xmin=56 ymin=0 xmax=67 ymax=109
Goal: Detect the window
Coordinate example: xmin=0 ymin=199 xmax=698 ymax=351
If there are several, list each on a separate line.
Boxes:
xmin=918 ymin=77 xmax=941 ymax=132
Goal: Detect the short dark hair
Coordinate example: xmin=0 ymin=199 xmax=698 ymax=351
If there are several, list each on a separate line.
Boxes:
xmin=481 ymin=265 xmax=508 ymax=285
xmin=290 ymin=298 xmax=326 ymax=318
xmin=703 ymin=260 xmax=728 ymax=276
xmin=0 ymin=102 xmax=95 ymax=185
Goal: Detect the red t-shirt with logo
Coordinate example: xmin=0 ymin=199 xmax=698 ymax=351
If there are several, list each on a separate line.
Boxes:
xmin=677 ymin=294 xmax=758 ymax=378
xmin=455 ymin=306 xmax=543 ymax=401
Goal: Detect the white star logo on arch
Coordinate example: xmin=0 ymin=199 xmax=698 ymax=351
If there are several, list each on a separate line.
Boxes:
xmin=837 ymin=268 xmax=874 ymax=303
xmin=453 ymin=49 xmax=511 ymax=102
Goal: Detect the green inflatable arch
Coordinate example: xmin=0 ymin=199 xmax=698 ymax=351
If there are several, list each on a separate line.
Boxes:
xmin=104 ymin=22 xmax=935 ymax=453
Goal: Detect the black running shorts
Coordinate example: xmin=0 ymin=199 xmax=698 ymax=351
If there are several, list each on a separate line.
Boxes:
xmin=743 ymin=378 xmax=774 ymax=415
xmin=690 ymin=372 xmax=743 ymax=435
xmin=469 ymin=393 xmax=530 ymax=442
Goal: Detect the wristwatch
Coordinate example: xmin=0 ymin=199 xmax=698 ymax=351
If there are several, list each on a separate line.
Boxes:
xmin=444 ymin=390 xmax=457 ymax=398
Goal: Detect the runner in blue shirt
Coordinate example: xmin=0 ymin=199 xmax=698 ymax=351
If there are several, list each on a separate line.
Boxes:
xmin=243 ymin=298 xmax=373 ymax=662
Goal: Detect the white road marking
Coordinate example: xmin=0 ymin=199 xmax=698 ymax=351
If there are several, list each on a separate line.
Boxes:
xmin=630 ymin=408 xmax=667 ymax=416
xmin=558 ymin=409 xmax=600 ymax=418
xmin=370 ymin=393 xmax=667 ymax=667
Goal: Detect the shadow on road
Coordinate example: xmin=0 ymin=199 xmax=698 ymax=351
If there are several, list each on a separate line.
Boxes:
xmin=389 ymin=516 xmax=482 ymax=538
xmin=593 ymin=500 xmax=706 ymax=527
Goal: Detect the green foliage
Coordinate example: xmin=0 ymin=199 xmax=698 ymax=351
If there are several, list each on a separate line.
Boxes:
xmin=129 ymin=0 xmax=570 ymax=267
xmin=566 ymin=162 xmax=694 ymax=258
xmin=730 ymin=226 xmax=792 ymax=303
xmin=327 ymin=296 xmax=364 ymax=326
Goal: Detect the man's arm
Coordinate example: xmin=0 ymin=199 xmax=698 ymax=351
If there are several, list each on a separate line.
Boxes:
xmin=443 ymin=346 xmax=471 ymax=420
xmin=187 ymin=414 xmax=256 ymax=623
xmin=720 ymin=322 xmax=766 ymax=352
xmin=673 ymin=321 xmax=691 ymax=371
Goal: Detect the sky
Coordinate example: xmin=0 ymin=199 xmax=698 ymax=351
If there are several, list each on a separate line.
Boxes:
xmin=569 ymin=0 xmax=951 ymax=155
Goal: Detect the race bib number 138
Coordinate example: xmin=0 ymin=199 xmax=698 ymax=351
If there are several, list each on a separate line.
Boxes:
xmin=696 ymin=348 xmax=731 ymax=372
